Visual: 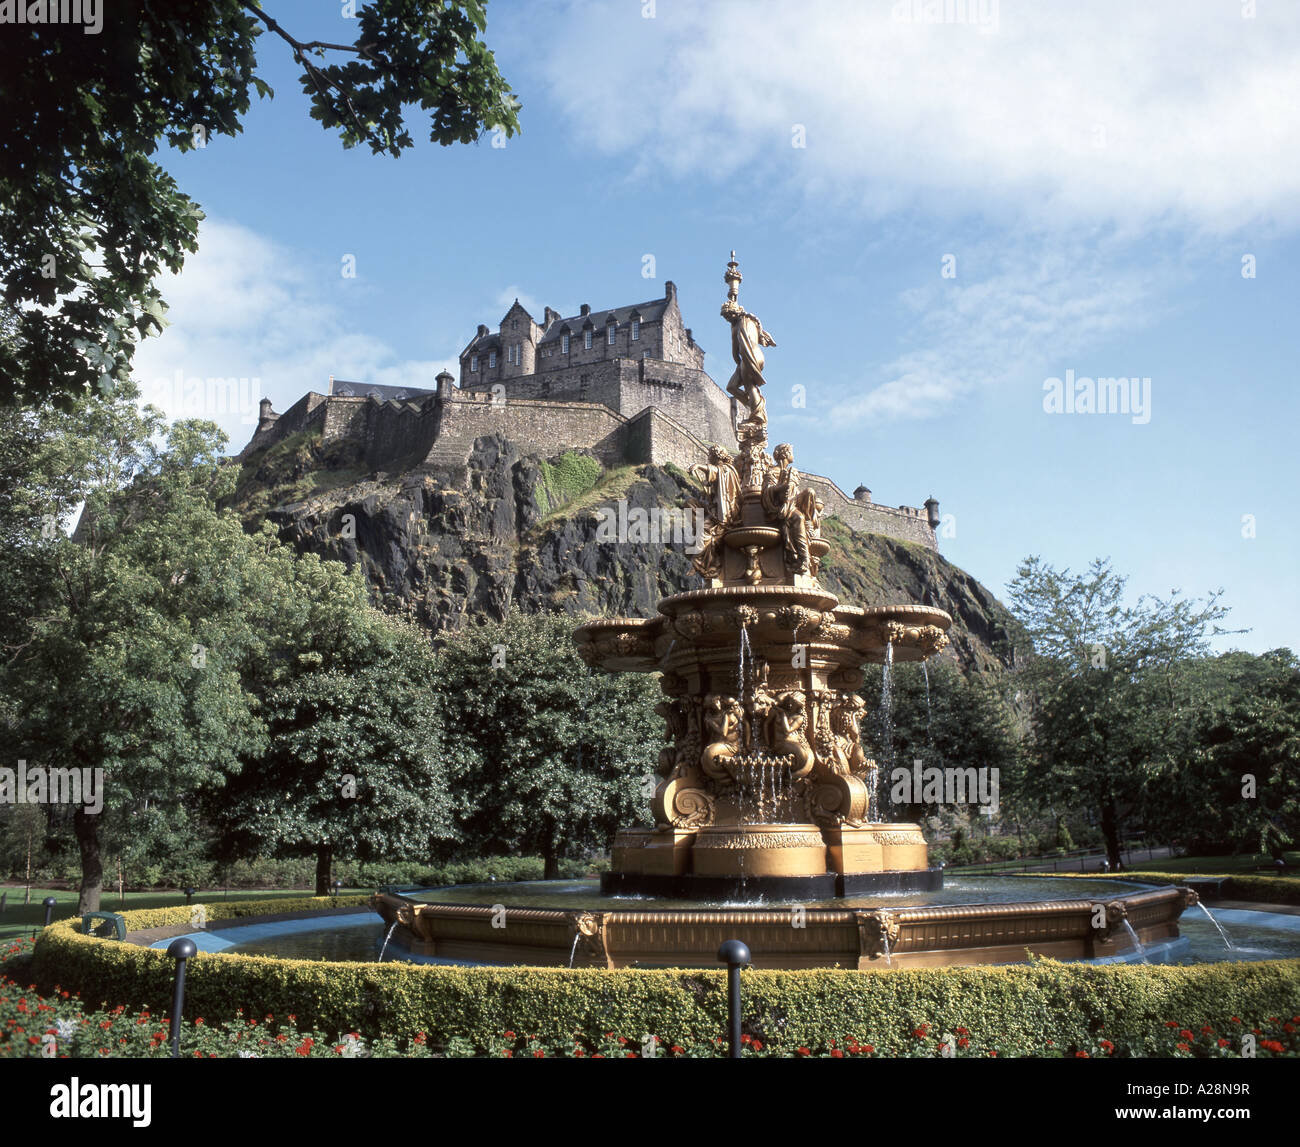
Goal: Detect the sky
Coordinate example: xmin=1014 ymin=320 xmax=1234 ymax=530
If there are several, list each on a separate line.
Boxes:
xmin=131 ymin=0 xmax=1300 ymax=656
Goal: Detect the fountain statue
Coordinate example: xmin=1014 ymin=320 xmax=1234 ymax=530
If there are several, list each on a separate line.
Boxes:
xmin=574 ymin=254 xmax=952 ymax=898
xmin=371 ymin=256 xmax=1199 ymax=968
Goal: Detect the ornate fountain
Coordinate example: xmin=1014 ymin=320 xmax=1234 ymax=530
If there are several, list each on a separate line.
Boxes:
xmin=575 ymin=252 xmax=950 ymax=898
xmin=370 ymin=256 xmax=1198 ymax=968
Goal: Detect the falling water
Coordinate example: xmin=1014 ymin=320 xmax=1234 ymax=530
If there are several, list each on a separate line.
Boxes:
xmin=568 ymin=930 xmax=581 ymax=968
xmin=876 ymin=642 xmax=895 ymax=822
xmin=880 ymin=930 xmax=893 ymax=967
xmin=922 ymin=660 xmax=934 ymax=748
xmin=377 ymin=920 xmax=399 ymax=963
xmin=1120 ymin=919 xmax=1149 ymax=964
xmin=1195 ymin=902 xmax=1235 ymax=950
xmin=658 ymin=639 xmax=677 ymax=669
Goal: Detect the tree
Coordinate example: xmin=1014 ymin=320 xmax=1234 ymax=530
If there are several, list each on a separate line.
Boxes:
xmin=860 ymin=658 xmax=1025 ymax=831
xmin=0 ymin=1 xmax=520 ymax=411
xmin=433 ymin=612 xmax=662 ymax=878
xmin=0 ymin=388 xmax=287 ymax=911
xmin=212 ymin=577 xmax=457 ymax=896
xmin=1174 ymin=650 xmax=1300 ymax=857
xmin=1006 ymin=556 xmax=1234 ymax=868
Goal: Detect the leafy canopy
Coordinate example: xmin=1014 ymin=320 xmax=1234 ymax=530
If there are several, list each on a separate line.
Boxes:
xmin=0 ymin=1 xmax=519 ymax=411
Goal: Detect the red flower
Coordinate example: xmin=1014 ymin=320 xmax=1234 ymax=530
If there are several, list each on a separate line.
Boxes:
xmin=797 ymin=1047 xmax=811 ymax=1056
xmin=414 ymin=1032 xmax=426 ymax=1045
xmin=831 ymin=1049 xmax=844 ymax=1058
xmin=195 ymin=1018 xmax=203 ymax=1025
xmin=503 ymin=1049 xmax=513 ymax=1058
xmin=670 ymin=1045 xmax=684 ymax=1055
xmin=1165 ymin=1020 xmax=1179 ymax=1028
xmin=295 ymin=1038 xmax=314 ymax=1056
xmin=1075 ymin=1050 xmax=1089 ymax=1058
xmin=752 ymin=1039 xmax=763 ymax=1052
xmin=957 ymin=1037 xmax=969 ymax=1049
xmin=862 ymin=1045 xmax=874 ymax=1055
xmin=1230 ymin=1017 xmax=1241 ymax=1024
xmin=1176 ymin=1043 xmax=1190 ymax=1052
xmin=1261 ymin=1040 xmax=1285 ymax=1053
xmin=1217 ymin=1039 xmax=1230 ymax=1048
xmin=1179 ymin=1030 xmax=1193 ymax=1040
xmin=504 ymin=1030 xmax=517 ymax=1040
xmin=955 ymin=1026 xmax=968 ymax=1035
xmin=535 ymin=1050 xmax=546 ymax=1058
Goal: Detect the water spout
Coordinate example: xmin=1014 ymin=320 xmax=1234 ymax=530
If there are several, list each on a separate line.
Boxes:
xmin=377 ymin=920 xmax=400 ymax=963
xmin=1120 ymin=918 xmax=1149 ymax=964
xmin=876 ymin=641 xmax=895 ymax=822
xmin=567 ymin=930 xmax=581 ymax=968
xmin=1195 ymin=902 xmax=1234 ymax=950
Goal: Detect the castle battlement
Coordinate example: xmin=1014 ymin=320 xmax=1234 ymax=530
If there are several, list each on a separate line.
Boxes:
xmin=239 ymin=282 xmax=941 ymax=550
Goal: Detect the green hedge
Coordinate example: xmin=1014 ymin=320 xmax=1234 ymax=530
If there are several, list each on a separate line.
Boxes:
xmin=31 ymin=902 xmax=1300 ymax=1054
xmin=1061 ymin=872 xmax=1300 ymax=906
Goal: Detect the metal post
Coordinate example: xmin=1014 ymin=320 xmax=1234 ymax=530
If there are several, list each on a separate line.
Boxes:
xmin=717 ymin=940 xmax=751 ymax=1058
xmin=184 ymin=886 xmax=196 ymax=905
xmin=42 ymin=896 xmax=57 ymax=927
xmin=166 ymin=937 xmax=197 ymax=1058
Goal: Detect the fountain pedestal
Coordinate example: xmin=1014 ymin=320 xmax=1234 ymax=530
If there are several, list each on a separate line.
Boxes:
xmin=573 ymin=255 xmax=953 ymax=902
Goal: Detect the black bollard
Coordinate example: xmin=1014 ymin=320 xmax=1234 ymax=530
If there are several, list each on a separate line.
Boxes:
xmin=184 ymin=886 xmax=196 ymax=905
xmin=166 ymin=937 xmax=198 ymax=1058
xmin=42 ymin=896 xmax=57 ymax=927
xmin=717 ymin=939 xmax=751 ymax=1058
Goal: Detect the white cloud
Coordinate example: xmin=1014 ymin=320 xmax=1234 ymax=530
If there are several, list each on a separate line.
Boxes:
xmin=130 ymin=219 xmax=452 ymax=452
xmin=829 ymin=241 xmax=1162 ymax=423
xmin=533 ymin=0 xmax=1300 ymax=232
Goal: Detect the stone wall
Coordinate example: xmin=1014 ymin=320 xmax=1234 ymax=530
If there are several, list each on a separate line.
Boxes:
xmin=240 ymin=385 xmax=938 ymax=550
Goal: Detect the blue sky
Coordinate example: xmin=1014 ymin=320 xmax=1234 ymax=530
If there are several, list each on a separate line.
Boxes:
xmin=133 ymin=0 xmax=1300 ymax=655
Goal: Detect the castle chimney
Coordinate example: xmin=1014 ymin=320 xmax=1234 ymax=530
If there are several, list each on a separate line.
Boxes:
xmin=664 ymin=280 xmax=676 ymax=301
xmin=854 ymin=485 xmax=872 ymax=503
xmin=543 ymin=306 xmax=561 ymax=328
xmin=925 ymin=496 xmax=941 ymax=530
xmin=580 ymin=303 xmax=591 ymax=316
xmin=477 ymin=324 xmax=489 ymax=337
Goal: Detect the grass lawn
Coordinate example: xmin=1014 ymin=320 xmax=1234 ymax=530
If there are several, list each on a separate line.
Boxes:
xmin=0 ymin=886 xmax=372 ymax=942
xmin=1123 ymin=853 xmax=1299 ymax=877
xmin=947 ymin=852 xmax=1299 ymax=880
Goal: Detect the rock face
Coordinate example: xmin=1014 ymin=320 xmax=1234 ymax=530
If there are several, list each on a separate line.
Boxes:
xmin=229 ymin=430 xmax=1019 ymax=674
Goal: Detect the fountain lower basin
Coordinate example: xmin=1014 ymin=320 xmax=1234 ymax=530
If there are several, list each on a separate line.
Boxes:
xmin=371 ymin=881 xmax=1198 ymax=969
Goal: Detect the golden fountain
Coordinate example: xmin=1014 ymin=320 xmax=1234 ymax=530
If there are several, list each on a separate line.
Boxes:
xmin=575 ymin=252 xmax=948 ymax=899
xmin=371 ymin=256 xmax=1198 ymax=968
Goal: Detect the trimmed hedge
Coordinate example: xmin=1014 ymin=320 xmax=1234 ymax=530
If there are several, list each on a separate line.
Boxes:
xmin=31 ymin=901 xmax=1300 ymax=1055
xmin=1061 ymin=871 xmax=1300 ymax=906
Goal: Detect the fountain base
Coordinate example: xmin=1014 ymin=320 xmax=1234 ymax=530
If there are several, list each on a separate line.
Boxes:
xmin=600 ymin=867 xmax=943 ymax=901
xmin=605 ymin=821 xmax=936 ymax=900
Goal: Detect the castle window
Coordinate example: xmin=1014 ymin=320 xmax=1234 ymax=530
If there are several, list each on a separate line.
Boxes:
xmin=584 ymin=329 xmax=593 ymax=350
xmin=489 ymin=350 xmax=497 ymax=369
xmin=511 ymin=319 xmax=518 ymax=331
xmin=470 ymin=355 xmax=478 ymax=372
xmin=607 ymin=323 xmax=617 ymax=345
xmin=561 ymin=333 xmax=570 ymax=355
xmin=631 ymin=319 xmax=640 ymax=341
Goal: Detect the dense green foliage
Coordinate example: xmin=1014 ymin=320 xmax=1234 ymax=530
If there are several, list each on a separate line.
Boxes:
xmin=0 ymin=1 xmax=519 ymax=411
xmin=431 ymin=612 xmax=662 ymax=876
xmin=1006 ymin=556 xmax=1238 ymax=867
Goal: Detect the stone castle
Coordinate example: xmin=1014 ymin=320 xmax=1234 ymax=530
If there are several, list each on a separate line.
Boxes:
xmin=241 ymin=280 xmax=941 ymax=549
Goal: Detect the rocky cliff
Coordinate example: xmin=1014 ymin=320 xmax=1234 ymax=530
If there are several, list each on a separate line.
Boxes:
xmin=227 ymin=428 xmax=1019 ymax=675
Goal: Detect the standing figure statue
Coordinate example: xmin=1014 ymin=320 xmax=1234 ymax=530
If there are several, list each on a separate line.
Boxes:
xmin=720 ymin=252 xmax=776 ymax=442
xmin=762 ymin=442 xmax=824 ymax=575
xmin=687 ymin=445 xmax=741 ymax=579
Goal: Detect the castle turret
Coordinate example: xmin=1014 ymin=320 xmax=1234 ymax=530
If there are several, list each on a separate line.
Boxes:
xmin=925 ymin=496 xmax=941 ymax=530
xmin=854 ymin=485 xmax=872 ymax=503
xmin=436 ymin=369 xmax=454 ymax=399
xmin=257 ymin=397 xmax=277 ymax=432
